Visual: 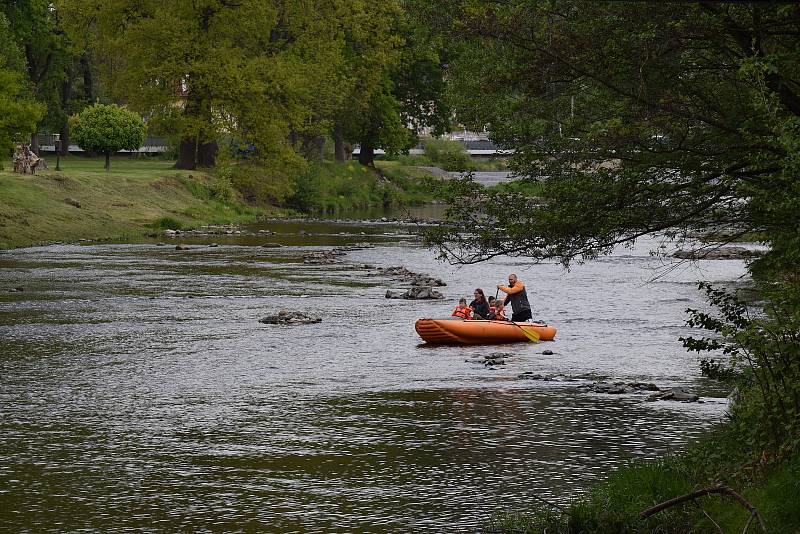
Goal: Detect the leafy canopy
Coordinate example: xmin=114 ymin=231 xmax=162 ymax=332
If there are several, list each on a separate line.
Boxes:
xmin=422 ymin=2 xmax=800 ymax=277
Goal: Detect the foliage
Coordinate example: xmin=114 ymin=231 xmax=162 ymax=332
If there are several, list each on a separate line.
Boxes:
xmin=682 ymin=283 xmax=800 ymax=458
xmin=0 ymin=12 xmax=27 ymax=74
xmin=332 ymin=1 xmax=450 ymax=165
xmin=3 ymin=1 xmax=91 ymax=140
xmin=419 ymin=2 xmax=800 ymax=271
xmin=422 ymin=138 xmax=471 ymax=171
xmin=0 ymin=11 xmax=45 ymax=159
xmin=0 ymin=66 xmax=45 ymax=158
xmin=229 ymin=163 xmax=296 ymax=206
xmin=60 ymin=0 xmax=366 ymax=170
xmin=289 ymin=160 xmax=439 ymax=213
xmin=150 ymin=216 xmax=183 ymax=230
xmin=70 ymin=104 xmax=146 ymax=170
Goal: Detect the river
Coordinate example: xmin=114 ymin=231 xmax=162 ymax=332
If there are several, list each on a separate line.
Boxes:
xmin=0 ymin=213 xmax=748 ymax=532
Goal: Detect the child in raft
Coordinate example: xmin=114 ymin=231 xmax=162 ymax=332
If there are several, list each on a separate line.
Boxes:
xmin=493 ymin=299 xmax=509 ymax=321
xmin=451 ymin=298 xmax=473 ymax=320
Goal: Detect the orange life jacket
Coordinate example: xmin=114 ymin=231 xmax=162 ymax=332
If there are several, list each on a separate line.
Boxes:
xmin=452 ymin=305 xmax=473 ymax=319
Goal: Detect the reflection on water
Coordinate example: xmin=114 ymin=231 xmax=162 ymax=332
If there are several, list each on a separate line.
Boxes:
xmin=0 ymin=220 xmax=745 ymax=531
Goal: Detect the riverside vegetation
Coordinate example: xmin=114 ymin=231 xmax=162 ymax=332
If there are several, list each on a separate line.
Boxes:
xmin=0 ymin=155 xmax=442 ymax=248
xmin=421 ymin=2 xmax=800 ymax=532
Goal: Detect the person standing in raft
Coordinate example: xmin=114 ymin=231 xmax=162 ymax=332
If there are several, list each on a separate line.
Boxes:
xmin=452 ymin=298 xmax=473 ymax=320
xmin=469 ymin=288 xmax=490 ymax=319
xmin=497 ymin=273 xmax=532 ymax=322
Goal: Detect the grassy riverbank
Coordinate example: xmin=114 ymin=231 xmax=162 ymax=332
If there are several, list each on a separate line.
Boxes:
xmin=489 ymin=417 xmax=800 ymax=533
xmin=0 ymin=156 xmax=443 ymax=248
xmin=0 ymin=157 xmax=269 ymax=248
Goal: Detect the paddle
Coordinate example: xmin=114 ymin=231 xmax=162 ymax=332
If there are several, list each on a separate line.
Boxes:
xmin=513 ymin=322 xmax=540 ymax=342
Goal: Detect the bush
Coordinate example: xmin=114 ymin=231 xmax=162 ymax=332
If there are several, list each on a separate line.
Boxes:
xmin=422 ymin=138 xmax=473 ymax=171
xmin=229 ymin=163 xmax=295 ymax=205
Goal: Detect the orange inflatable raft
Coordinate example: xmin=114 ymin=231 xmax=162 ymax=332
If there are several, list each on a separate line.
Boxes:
xmin=415 ymin=318 xmax=557 ymax=345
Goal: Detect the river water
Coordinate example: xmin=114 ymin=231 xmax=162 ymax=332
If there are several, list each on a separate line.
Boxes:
xmin=0 ymin=214 xmax=748 ymax=532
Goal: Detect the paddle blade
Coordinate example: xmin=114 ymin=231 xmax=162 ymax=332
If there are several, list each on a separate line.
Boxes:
xmin=519 ymin=326 xmax=540 ymax=342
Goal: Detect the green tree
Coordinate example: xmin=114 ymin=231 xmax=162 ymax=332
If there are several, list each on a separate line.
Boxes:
xmin=60 ymin=0 xmax=354 ymax=171
xmin=3 ymin=0 xmax=86 ymax=153
xmin=332 ymin=3 xmax=450 ymax=167
xmin=0 ymin=12 xmax=45 ymax=163
xmin=0 ymin=66 xmax=45 ymax=163
xmin=70 ymin=103 xmax=145 ymax=171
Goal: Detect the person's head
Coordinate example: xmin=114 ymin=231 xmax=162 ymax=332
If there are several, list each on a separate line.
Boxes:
xmin=495 ymin=299 xmax=505 ymax=310
xmin=488 ymin=295 xmax=496 ymax=305
xmin=473 ymin=288 xmax=485 ymax=302
xmin=508 ymin=273 xmax=518 ymax=286
xmin=458 ymin=297 xmax=467 ymax=306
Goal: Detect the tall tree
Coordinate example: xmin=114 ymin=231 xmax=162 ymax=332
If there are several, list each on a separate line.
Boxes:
xmin=0 ymin=11 xmax=45 ymax=160
xmin=422 ymin=1 xmax=800 ymax=277
xmin=333 ymin=2 xmax=450 ymax=167
xmin=60 ymin=0 xmax=353 ymax=170
xmin=3 ymin=0 xmax=82 ymax=152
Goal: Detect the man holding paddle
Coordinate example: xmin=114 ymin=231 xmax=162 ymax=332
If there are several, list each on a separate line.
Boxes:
xmin=497 ymin=274 xmax=533 ymax=322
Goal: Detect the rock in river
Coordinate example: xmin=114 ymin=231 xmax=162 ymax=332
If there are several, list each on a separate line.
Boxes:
xmin=385 ymin=286 xmax=444 ymax=300
xmin=259 ymin=310 xmax=322 ymax=325
xmin=647 ymin=388 xmax=700 ymax=402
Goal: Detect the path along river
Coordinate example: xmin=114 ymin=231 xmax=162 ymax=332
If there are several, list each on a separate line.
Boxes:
xmin=0 ymin=212 xmax=750 ymax=532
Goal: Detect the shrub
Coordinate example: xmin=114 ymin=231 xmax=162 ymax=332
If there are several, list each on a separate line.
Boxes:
xmin=230 ymin=163 xmax=295 ymax=205
xmin=422 ymin=138 xmax=473 ymax=171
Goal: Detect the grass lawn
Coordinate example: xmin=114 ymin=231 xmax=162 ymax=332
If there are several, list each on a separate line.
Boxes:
xmin=0 ymin=156 xmax=267 ymax=248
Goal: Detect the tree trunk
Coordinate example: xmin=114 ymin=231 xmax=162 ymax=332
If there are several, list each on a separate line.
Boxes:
xmin=30 ymin=133 xmax=39 ymax=154
xmin=104 ymin=152 xmax=110 ymax=171
xmin=302 ymin=134 xmax=325 ymax=162
xmin=176 ymin=138 xmax=197 ymax=170
xmin=198 ymin=140 xmax=218 ymax=167
xmin=59 ymin=66 xmax=74 ymax=157
xmin=175 ymin=89 xmax=202 ymax=169
xmin=59 ymin=124 xmax=70 ymax=156
xmin=81 ymin=54 xmax=93 ymax=102
xmin=358 ymin=143 xmax=375 ymax=167
xmin=334 ymin=125 xmax=346 ymax=162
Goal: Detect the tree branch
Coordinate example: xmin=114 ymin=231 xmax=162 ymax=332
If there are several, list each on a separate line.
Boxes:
xmin=640 ymin=485 xmax=767 ymax=533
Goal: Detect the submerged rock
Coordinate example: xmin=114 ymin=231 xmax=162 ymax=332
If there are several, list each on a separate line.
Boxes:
xmin=259 ymin=310 xmax=322 ymax=325
xmin=647 ymin=388 xmax=699 ymax=402
xmin=590 ymin=381 xmax=660 ymax=394
xmin=385 ymin=286 xmax=444 ymax=300
xmin=175 ymin=244 xmax=191 ymax=250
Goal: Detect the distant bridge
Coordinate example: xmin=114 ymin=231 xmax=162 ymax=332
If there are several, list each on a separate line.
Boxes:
xmin=353 ymin=139 xmax=513 ymax=157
